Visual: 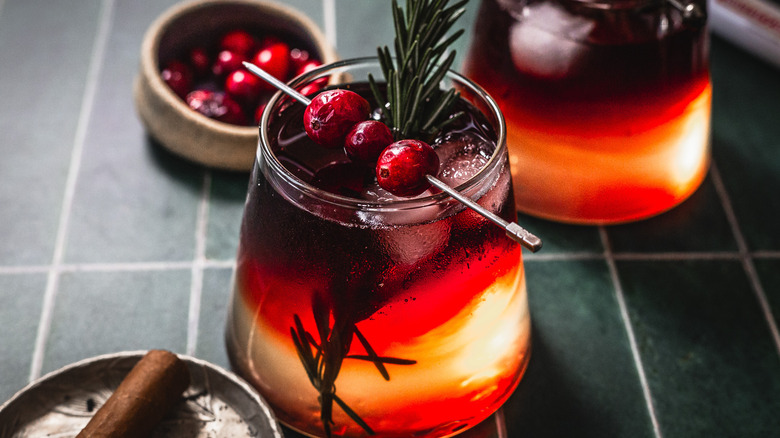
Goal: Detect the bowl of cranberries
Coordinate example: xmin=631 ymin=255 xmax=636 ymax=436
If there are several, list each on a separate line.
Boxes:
xmin=134 ymin=0 xmax=337 ymax=171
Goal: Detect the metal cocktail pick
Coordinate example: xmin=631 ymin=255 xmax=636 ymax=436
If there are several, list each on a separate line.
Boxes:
xmin=243 ymin=61 xmax=543 ymax=252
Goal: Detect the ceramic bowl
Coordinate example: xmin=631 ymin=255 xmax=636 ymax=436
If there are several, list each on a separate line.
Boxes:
xmin=134 ymin=0 xmax=337 ymax=171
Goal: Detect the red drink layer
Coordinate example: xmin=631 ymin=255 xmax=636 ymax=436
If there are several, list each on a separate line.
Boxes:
xmin=463 ymin=0 xmax=711 ymax=223
xmin=226 ymin=84 xmax=530 ymax=437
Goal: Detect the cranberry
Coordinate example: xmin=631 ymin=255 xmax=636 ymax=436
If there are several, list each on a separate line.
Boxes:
xmin=252 ymin=41 xmax=291 ymax=90
xmin=375 ymin=140 xmax=440 ymax=197
xmin=188 ymin=47 xmax=211 ymax=79
xmin=289 ymin=48 xmax=311 ymax=71
xmin=161 ymin=60 xmax=192 ymax=99
xmin=296 ymin=60 xmax=323 ymax=77
xmin=220 ymin=30 xmax=256 ymax=56
xmin=298 ymin=81 xmax=325 ymax=98
xmin=344 ymin=120 xmax=394 ymax=164
xmin=186 ymin=89 xmax=247 ymax=125
xmin=225 ymin=69 xmax=262 ymax=105
xmin=303 ymin=89 xmax=370 ymax=149
xmin=212 ymin=50 xmax=247 ymax=78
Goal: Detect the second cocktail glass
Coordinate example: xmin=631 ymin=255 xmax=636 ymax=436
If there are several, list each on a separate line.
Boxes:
xmin=464 ymin=0 xmax=712 ymax=224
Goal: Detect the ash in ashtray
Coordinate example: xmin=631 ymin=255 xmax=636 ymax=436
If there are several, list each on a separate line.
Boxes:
xmin=153 ymin=389 xmax=258 ymax=437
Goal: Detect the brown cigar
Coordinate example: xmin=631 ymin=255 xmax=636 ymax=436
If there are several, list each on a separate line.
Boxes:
xmin=77 ymin=349 xmax=191 ymax=437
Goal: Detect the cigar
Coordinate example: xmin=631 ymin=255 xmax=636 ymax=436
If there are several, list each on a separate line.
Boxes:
xmin=77 ymin=349 xmax=191 ymax=438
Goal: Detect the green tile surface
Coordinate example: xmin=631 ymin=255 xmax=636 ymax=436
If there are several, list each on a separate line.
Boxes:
xmin=195 ymin=267 xmax=234 ymax=369
xmin=505 ymin=260 xmax=656 ymax=438
xmin=206 ymin=171 xmax=249 ymax=260
xmin=519 ymin=213 xmax=604 ymax=255
xmin=0 ymin=274 xmax=46 ymax=401
xmin=756 ymin=259 xmax=780 ymax=325
xmin=335 ymin=0 xmax=479 ymax=65
xmin=42 ymin=269 xmax=191 ymax=374
xmin=0 ymin=0 xmax=103 ymax=266
xmin=64 ymin=0 xmax=202 ymax=264
xmin=711 ymin=35 xmax=780 ymax=251
xmin=0 ymin=0 xmax=778 ymax=436
xmin=607 ymin=177 xmax=739 ymax=254
xmin=619 ymin=259 xmax=780 ymax=436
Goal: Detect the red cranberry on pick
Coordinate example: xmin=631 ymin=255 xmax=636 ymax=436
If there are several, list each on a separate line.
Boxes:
xmin=225 ymin=69 xmax=262 ymax=105
xmin=252 ymin=41 xmax=291 ymax=91
xmin=376 ymin=139 xmax=440 ymax=197
xmin=161 ymin=60 xmax=193 ymax=99
xmin=186 ymin=89 xmax=247 ymax=125
xmin=212 ymin=50 xmax=247 ymax=78
xmin=303 ymin=89 xmax=371 ymax=149
xmin=220 ymin=30 xmax=256 ymax=56
xmin=344 ymin=120 xmax=394 ymax=164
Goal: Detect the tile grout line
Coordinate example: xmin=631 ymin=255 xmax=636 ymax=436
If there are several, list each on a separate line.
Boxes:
xmin=3 ymin=249 xmax=777 ymax=275
xmin=710 ymin=163 xmax=780 ymax=356
xmin=28 ymin=0 xmax=115 ymax=382
xmin=0 ymin=259 xmax=234 ymax=275
xmin=323 ymin=0 xmax=337 ymax=50
xmin=600 ymin=226 xmax=663 ymax=438
xmin=526 ymin=251 xmax=744 ymax=262
xmin=186 ymin=171 xmax=212 ymax=356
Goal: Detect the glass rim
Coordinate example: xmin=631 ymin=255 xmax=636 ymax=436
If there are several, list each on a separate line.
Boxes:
xmin=258 ymin=56 xmax=508 ymax=210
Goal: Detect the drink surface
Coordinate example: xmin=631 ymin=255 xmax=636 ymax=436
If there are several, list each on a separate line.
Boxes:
xmin=226 ymin=85 xmax=530 ymax=437
xmin=464 ymin=0 xmax=712 ymax=223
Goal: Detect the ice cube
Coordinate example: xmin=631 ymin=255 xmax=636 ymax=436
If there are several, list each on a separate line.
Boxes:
xmin=361 ymin=181 xmax=411 ymax=204
xmin=381 ymin=220 xmax=451 ymax=267
xmin=476 ymin=164 xmax=510 ymax=215
xmin=508 ymin=2 xmax=594 ymax=79
xmin=434 ymin=131 xmax=494 ymax=187
xmin=358 ymin=181 xmax=443 ymax=227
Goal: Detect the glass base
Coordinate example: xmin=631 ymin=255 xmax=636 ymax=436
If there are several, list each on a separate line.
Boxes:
xmin=279 ymin=409 xmax=507 ymax=438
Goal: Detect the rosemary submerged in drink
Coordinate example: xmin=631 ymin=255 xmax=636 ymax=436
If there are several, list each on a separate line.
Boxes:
xmin=289 ymin=0 xmax=470 ymax=436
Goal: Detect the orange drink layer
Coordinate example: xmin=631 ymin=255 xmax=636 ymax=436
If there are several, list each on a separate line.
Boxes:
xmin=228 ymin=209 xmax=529 ymax=437
xmin=463 ymin=0 xmax=712 ymax=224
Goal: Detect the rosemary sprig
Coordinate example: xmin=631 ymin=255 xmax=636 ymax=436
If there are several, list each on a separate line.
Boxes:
xmin=291 ymin=297 xmax=416 ymax=437
xmin=369 ymin=0 xmax=469 ymax=141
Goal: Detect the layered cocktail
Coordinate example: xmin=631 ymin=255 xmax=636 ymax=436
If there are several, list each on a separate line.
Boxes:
xmin=464 ymin=0 xmax=711 ymax=223
xmin=225 ymin=58 xmax=531 ymax=437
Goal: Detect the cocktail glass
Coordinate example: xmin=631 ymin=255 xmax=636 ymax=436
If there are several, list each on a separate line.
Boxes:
xmin=464 ymin=0 xmax=711 ymax=224
xmin=226 ymin=58 xmax=531 ymax=437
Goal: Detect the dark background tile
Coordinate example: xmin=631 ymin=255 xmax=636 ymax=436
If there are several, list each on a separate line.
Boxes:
xmin=606 ymin=176 xmax=738 ymax=254
xmin=519 ymin=213 xmax=604 ymax=256
xmin=755 ymin=258 xmax=780 ymax=330
xmin=504 ymin=260 xmax=656 ymax=437
xmin=710 ymin=36 xmax=780 ymax=252
xmin=618 ymin=259 xmax=780 ymax=437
